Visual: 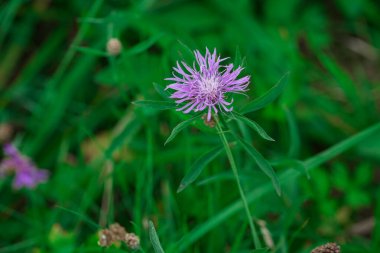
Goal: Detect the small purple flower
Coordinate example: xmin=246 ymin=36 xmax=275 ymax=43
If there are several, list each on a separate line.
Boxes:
xmin=0 ymin=143 xmax=49 ymax=189
xmin=165 ymin=48 xmax=250 ymax=121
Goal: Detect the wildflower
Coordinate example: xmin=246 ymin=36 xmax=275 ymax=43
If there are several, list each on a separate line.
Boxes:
xmin=0 ymin=143 xmax=49 ymax=189
xmin=165 ymin=48 xmax=250 ymax=121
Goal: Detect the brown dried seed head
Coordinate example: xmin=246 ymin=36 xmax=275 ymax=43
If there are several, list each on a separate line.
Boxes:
xmin=109 ymin=223 xmax=127 ymax=241
xmin=98 ymin=222 xmax=139 ymax=249
xmin=98 ymin=229 xmax=113 ymax=247
xmin=107 ymin=38 xmax=122 ymax=56
xmin=124 ymin=232 xmax=140 ymax=249
xmin=311 ymin=242 xmax=340 ymax=253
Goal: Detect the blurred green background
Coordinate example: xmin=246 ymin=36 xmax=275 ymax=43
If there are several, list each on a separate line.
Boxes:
xmin=1 ymin=0 xmax=380 ymax=252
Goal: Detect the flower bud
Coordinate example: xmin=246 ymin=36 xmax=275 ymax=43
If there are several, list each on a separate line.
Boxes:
xmin=106 ymin=38 xmax=122 ymax=56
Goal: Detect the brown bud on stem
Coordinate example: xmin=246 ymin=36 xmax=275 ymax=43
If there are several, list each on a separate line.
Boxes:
xmin=106 ymin=38 xmax=122 ymax=56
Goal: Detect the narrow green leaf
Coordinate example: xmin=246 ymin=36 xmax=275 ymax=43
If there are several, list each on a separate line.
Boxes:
xmin=164 ymin=114 xmax=202 ymax=145
xmin=149 ymin=221 xmax=165 ymax=253
xmin=271 ymin=159 xmax=309 ymax=179
xmin=303 ymin=123 xmax=380 ymax=169
xmin=153 ymin=82 xmax=171 ymax=100
xmin=196 ymin=171 xmax=255 ymax=186
xmin=132 ymin=100 xmax=177 ymax=110
xmin=196 ymin=172 xmax=234 ymax=186
xmin=177 ymin=40 xmax=195 ymax=60
xmin=283 ymin=105 xmax=300 ymax=157
xmin=238 ymin=138 xmax=281 ymax=196
xmin=177 ymin=146 xmax=224 ymax=193
xmin=55 ymin=206 xmax=100 ymax=230
xmin=232 ymin=112 xmax=275 ymax=141
xmin=125 ymin=33 xmax=164 ymax=56
xmin=241 ymin=72 xmax=289 ymax=114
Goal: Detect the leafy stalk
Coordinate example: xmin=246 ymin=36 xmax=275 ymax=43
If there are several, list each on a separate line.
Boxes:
xmin=149 ymin=221 xmax=165 ymax=253
xmin=175 ymin=122 xmax=380 ymax=252
xmin=215 ymin=117 xmax=262 ymax=249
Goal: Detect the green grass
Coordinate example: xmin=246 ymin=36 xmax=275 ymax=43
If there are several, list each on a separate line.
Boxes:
xmin=1 ymin=0 xmax=380 ymax=252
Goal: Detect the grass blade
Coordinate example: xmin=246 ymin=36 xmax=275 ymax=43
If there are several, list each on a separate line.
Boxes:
xmin=132 ymin=100 xmax=177 ymax=110
xmin=125 ymin=33 xmax=163 ymax=56
xmin=241 ymin=72 xmax=289 ymax=114
xmin=238 ymin=138 xmax=281 ymax=196
xmin=303 ymin=123 xmax=380 ymax=169
xmin=164 ymin=114 xmax=202 ymax=145
xmin=231 ymin=112 xmax=275 ymax=141
xmin=55 ymin=206 xmax=100 ymax=230
xmin=283 ymin=105 xmax=300 ymax=157
xmin=149 ymin=221 xmax=165 ymax=253
xmin=177 ymin=145 xmax=224 ymax=193
xmin=271 ymin=159 xmax=309 ymax=179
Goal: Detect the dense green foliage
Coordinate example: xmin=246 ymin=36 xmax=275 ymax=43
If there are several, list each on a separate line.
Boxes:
xmin=1 ymin=0 xmax=380 ymax=252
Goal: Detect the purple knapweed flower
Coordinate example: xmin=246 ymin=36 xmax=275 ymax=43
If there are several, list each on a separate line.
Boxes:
xmin=165 ymin=48 xmax=250 ymax=121
xmin=0 ymin=143 xmax=49 ymax=189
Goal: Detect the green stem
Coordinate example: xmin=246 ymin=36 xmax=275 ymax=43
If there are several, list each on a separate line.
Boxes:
xmin=215 ymin=118 xmax=262 ymax=249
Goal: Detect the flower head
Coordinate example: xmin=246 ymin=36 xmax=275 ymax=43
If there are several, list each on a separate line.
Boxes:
xmin=0 ymin=143 xmax=49 ymax=189
xmin=98 ymin=223 xmax=140 ymax=249
xmin=165 ymin=48 xmax=250 ymax=121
